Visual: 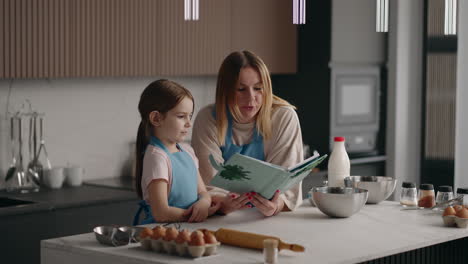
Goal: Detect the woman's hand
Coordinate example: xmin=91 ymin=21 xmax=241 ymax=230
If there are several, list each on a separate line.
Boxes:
xmin=183 ymin=197 xmax=211 ymax=222
xmin=250 ymin=190 xmax=284 ymax=217
xmin=216 ymin=193 xmax=251 ymax=215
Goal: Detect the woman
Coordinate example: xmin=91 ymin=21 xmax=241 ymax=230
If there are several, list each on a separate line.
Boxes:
xmin=192 ymin=50 xmax=304 ymax=216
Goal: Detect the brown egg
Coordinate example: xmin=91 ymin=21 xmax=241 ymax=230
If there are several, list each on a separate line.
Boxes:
xmin=443 ymin=206 xmax=457 ymax=216
xmin=139 ymin=227 xmax=153 ymax=239
xmin=164 ymin=227 xmax=179 ymax=241
xmin=204 ymin=231 xmax=217 ymax=244
xmin=456 ymin=208 xmax=468 ymax=219
xmin=175 ymin=229 xmax=191 ymax=244
xmin=188 ymin=230 xmax=205 ymax=246
xmin=454 ymin=205 xmax=464 ymax=212
xmin=151 ymin=225 xmax=166 ymax=239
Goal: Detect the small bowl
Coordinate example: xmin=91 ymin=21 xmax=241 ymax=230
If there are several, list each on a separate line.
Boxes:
xmin=93 ymin=226 xmax=130 ymax=246
xmin=118 ymin=226 xmax=145 ymax=243
xmin=346 ymin=176 xmax=397 ymax=204
xmin=311 ymin=187 xmax=368 ymax=218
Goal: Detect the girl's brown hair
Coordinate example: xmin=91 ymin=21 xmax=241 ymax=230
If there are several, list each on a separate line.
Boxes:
xmin=135 ymin=79 xmax=194 ymax=198
xmin=215 ymin=50 xmax=293 ymax=145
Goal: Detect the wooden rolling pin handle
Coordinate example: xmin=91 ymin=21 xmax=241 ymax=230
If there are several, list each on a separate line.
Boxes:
xmin=279 ymin=242 xmax=305 ymax=252
xmin=211 ymin=228 xmax=305 ymax=252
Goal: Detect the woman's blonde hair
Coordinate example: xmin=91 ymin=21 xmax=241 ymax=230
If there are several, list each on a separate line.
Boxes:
xmin=215 ymin=50 xmax=294 ymax=145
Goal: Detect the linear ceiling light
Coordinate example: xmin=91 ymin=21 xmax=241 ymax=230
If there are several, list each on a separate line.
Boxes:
xmin=376 ymin=0 xmax=389 ymax=32
xmin=184 ymin=0 xmax=199 ymax=21
xmin=444 ymin=0 xmax=457 ymax=35
xmin=293 ymin=0 xmax=306 ymax=24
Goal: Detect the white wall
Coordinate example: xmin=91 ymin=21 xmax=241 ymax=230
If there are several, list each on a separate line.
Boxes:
xmin=454 ymin=1 xmax=468 ymax=189
xmin=0 ymin=77 xmax=216 ymax=188
xmin=386 ymin=0 xmax=423 ymax=198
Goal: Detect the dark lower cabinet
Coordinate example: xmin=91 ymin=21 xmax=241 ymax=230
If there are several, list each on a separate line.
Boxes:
xmin=1 ymin=200 xmax=137 ymax=264
xmin=360 ymin=237 xmax=468 ymax=264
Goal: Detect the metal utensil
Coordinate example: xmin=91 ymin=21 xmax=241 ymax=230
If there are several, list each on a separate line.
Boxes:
xmin=5 ymin=117 xmax=17 ymax=182
xmin=27 ymin=114 xmax=42 ymax=186
xmin=401 ymin=195 xmax=464 ymax=210
xmin=13 ymin=116 xmax=27 ymax=188
xmin=38 ymin=117 xmax=51 ymax=169
xmin=7 ymin=115 xmax=39 ymax=193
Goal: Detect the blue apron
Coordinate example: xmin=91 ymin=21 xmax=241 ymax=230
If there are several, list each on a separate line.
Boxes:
xmin=133 ymin=136 xmax=199 ymax=225
xmin=219 ymin=110 xmax=265 ymax=161
xmin=219 ymin=110 xmax=265 ymax=206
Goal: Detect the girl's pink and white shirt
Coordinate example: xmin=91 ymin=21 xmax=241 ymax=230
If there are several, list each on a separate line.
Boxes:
xmin=141 ymin=142 xmax=199 ymax=202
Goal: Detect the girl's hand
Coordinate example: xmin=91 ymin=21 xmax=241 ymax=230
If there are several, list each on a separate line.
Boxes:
xmin=183 ymin=198 xmax=210 ymax=222
xmin=250 ymin=190 xmax=283 ymax=217
xmin=218 ymin=192 xmax=251 ymax=215
xmin=207 ymin=200 xmax=222 ymax=216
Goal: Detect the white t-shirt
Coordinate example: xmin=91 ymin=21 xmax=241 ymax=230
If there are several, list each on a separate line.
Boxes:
xmin=141 ymin=142 xmax=199 ymax=202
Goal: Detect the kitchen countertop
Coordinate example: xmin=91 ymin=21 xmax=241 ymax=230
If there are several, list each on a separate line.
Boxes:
xmin=84 ymin=177 xmax=135 ymax=191
xmin=41 ymin=201 xmax=468 ymax=264
xmin=0 ymin=184 xmax=138 ymax=217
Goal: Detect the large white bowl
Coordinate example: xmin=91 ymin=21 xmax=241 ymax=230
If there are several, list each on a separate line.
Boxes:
xmin=346 ymin=176 xmax=397 ymax=204
xmin=311 ymin=187 xmax=368 ymax=218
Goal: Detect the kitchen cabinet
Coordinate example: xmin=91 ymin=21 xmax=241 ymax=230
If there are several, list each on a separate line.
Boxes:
xmin=231 ymin=0 xmax=297 ymax=74
xmin=0 ymin=185 xmax=138 ymax=264
xmin=0 ymin=0 xmax=296 ymax=78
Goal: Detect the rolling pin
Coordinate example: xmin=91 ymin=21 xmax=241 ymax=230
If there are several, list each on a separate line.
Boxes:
xmin=206 ymin=228 xmax=305 ymax=252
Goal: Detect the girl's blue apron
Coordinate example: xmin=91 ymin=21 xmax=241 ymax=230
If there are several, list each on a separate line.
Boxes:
xmin=133 ymin=136 xmax=198 ymax=225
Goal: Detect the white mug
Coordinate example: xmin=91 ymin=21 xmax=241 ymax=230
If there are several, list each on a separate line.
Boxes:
xmin=43 ymin=167 xmax=65 ymax=189
xmin=65 ymin=167 xmax=84 ymax=187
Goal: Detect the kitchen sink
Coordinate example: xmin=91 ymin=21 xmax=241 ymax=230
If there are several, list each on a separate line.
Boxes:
xmin=0 ymin=197 xmax=35 ymax=208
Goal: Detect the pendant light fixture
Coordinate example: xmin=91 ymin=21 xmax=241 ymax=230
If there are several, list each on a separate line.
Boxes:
xmin=293 ymin=0 xmax=306 ymax=24
xmin=184 ymin=0 xmax=199 ymax=21
xmin=444 ymin=0 xmax=457 ymax=35
xmin=376 ymin=0 xmax=389 ymax=32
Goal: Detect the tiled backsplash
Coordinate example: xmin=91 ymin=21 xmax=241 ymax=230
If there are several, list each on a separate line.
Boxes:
xmin=0 ymin=77 xmax=216 ymax=188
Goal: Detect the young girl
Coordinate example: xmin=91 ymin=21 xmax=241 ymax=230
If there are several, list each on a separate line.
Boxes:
xmin=133 ymin=79 xmax=218 ymax=225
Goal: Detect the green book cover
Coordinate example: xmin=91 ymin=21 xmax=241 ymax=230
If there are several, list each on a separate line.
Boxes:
xmin=209 ymin=153 xmax=327 ymax=199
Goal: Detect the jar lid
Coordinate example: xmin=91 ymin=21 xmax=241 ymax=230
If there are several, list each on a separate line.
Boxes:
xmin=420 ymin=183 xmax=434 ymax=190
xmin=438 ymin=185 xmax=453 ymax=192
xmin=457 ymin=188 xmax=468 ymax=194
xmin=402 ymin=182 xmax=416 ymax=188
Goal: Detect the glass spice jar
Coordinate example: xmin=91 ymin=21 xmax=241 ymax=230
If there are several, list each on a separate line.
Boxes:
xmin=436 ymin=185 xmax=454 ymax=206
xmin=456 ymin=188 xmax=468 ymax=207
xmin=400 ymin=182 xmax=418 ymax=207
xmin=418 ymin=183 xmax=435 ymax=208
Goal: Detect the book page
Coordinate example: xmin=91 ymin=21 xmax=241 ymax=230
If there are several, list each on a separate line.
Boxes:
xmin=288 ymin=151 xmax=320 ymax=172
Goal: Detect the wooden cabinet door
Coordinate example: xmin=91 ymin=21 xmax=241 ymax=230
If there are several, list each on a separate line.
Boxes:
xmin=0 ymin=0 xmax=295 ymax=78
xmin=231 ymin=0 xmax=297 ymax=74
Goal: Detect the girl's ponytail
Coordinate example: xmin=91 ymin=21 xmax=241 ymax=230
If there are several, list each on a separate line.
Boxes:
xmin=135 ymin=120 xmax=149 ymax=198
xmin=135 ymin=79 xmax=194 ymax=199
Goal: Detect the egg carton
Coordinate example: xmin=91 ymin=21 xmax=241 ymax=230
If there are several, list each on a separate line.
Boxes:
xmin=140 ymin=238 xmax=221 ymax=258
xmin=442 ymin=215 xmax=468 ymax=228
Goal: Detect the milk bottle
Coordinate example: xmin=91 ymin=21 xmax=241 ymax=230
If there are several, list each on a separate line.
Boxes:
xmin=327 ymin=137 xmax=350 ymax=187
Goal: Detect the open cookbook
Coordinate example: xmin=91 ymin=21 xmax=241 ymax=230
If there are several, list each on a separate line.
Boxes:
xmin=209 ymin=152 xmax=328 ymax=199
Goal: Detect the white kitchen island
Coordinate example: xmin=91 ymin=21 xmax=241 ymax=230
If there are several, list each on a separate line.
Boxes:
xmin=41 ymin=201 xmax=468 ymax=264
